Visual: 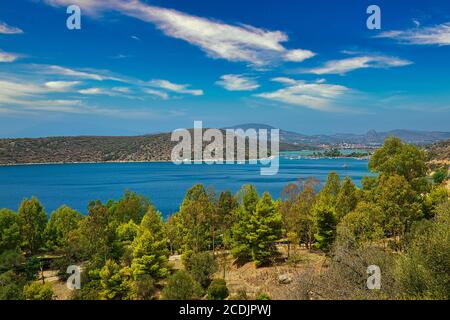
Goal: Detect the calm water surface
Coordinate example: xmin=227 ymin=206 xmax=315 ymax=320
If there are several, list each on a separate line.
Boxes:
xmin=0 ymin=157 xmax=371 ymax=216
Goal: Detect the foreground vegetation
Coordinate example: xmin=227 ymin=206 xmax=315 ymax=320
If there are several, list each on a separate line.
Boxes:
xmin=0 ymin=137 xmax=448 ymax=300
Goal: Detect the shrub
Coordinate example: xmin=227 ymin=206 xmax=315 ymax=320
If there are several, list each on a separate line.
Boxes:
xmin=207 ymin=279 xmax=229 ymax=300
xmin=23 ymin=282 xmax=54 ymax=300
xmin=255 ymin=292 xmax=271 ymax=300
xmin=162 ymin=271 xmax=202 ymax=300
xmin=183 ymin=252 xmax=218 ymax=288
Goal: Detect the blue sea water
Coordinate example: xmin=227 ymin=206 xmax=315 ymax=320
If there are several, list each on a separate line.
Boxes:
xmin=0 ymin=157 xmax=371 ymax=217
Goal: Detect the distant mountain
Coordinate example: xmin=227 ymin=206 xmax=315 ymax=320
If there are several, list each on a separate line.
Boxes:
xmin=0 ymin=129 xmax=305 ymax=165
xmin=228 ymin=124 xmax=450 ymax=146
xmin=1 ymin=125 xmax=448 ymax=165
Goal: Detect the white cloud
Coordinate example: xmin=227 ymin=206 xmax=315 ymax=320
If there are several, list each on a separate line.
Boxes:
xmin=0 ymin=50 xmax=20 ymax=62
xmin=284 ymin=49 xmax=316 ymax=62
xmin=144 ymin=88 xmax=169 ymax=100
xmin=45 ymin=81 xmax=80 ymax=91
xmin=255 ymin=78 xmax=350 ymax=112
xmin=302 ymin=55 xmax=412 ymax=75
xmin=112 ymin=87 xmax=131 ymax=93
xmin=45 ymin=65 xmax=125 ymax=81
xmin=147 ymin=79 xmax=203 ymax=96
xmin=44 ymin=0 xmax=315 ymax=67
xmin=78 ymin=87 xmax=107 ymax=95
xmin=216 ymin=74 xmax=259 ymax=91
xmin=0 ymin=79 xmax=81 ymax=107
xmin=0 ymin=21 xmax=23 ymax=34
xmin=376 ymin=22 xmax=450 ymax=46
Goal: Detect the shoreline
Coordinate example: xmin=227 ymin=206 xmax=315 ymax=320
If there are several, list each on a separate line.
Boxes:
xmin=0 ymin=156 xmax=370 ymax=167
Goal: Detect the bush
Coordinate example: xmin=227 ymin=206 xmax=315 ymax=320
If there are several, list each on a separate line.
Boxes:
xmin=23 ymin=282 xmax=54 ymax=300
xmin=162 ymin=271 xmax=202 ymax=300
xmin=255 ymin=292 xmax=271 ymax=300
xmin=207 ymin=279 xmax=229 ymax=300
xmin=0 ymin=271 xmax=24 ymax=300
xmin=396 ymin=203 xmax=450 ymax=299
xmin=183 ymin=252 xmax=218 ymax=288
xmin=432 ymin=168 xmax=448 ymax=184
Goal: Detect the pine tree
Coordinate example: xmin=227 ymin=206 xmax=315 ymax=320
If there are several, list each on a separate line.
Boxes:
xmin=250 ymin=192 xmax=283 ymax=266
xmin=18 ymin=197 xmax=47 ymax=254
xmin=313 ymin=204 xmax=337 ymax=252
xmin=317 ymin=172 xmax=341 ymax=207
xmin=177 ymin=184 xmax=214 ymax=252
xmin=99 ymin=259 xmax=131 ymax=300
xmin=130 ymin=208 xmax=169 ymax=280
xmin=230 ymin=187 xmax=282 ymax=266
xmin=229 ymin=185 xmax=259 ymax=261
xmin=335 ymin=177 xmax=358 ymax=221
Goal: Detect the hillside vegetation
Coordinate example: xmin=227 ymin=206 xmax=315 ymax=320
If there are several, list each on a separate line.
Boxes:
xmin=0 ymin=132 xmax=306 ymax=165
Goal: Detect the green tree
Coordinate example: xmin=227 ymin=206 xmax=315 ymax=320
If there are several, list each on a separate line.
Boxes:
xmin=230 ymin=188 xmax=283 ymax=266
xmin=280 ymin=182 xmax=299 ymax=257
xmin=369 ymin=136 xmax=428 ymax=192
xmin=113 ymin=220 xmax=140 ymax=263
xmin=422 ymin=186 xmax=449 ymax=219
xmin=215 ymin=191 xmax=238 ymax=248
xmin=317 ymin=172 xmax=341 ymax=208
xmin=375 ymin=174 xmax=422 ymax=239
xmin=335 ymin=177 xmax=358 ymax=221
xmin=337 ymin=202 xmax=384 ymax=247
xmin=0 ymin=270 xmax=24 ymax=300
xmin=78 ymin=201 xmax=114 ymax=265
xmin=183 ymin=251 xmax=218 ymax=288
xmin=313 ymin=204 xmax=337 ymax=252
xmin=396 ymin=203 xmax=450 ymax=299
xmin=250 ymin=192 xmax=283 ymax=266
xmin=296 ymin=179 xmax=319 ymax=251
xmin=177 ymin=184 xmax=214 ymax=252
xmin=229 ymin=185 xmax=259 ymax=262
xmin=207 ymin=279 xmax=229 ymax=300
xmin=0 ymin=209 xmax=20 ymax=252
xmin=165 ymin=214 xmax=181 ymax=255
xmin=432 ymin=167 xmax=448 ymax=184
xmin=99 ymin=260 xmax=133 ymax=300
xmin=161 ymin=270 xmax=202 ymax=300
xmin=130 ymin=208 xmax=169 ymax=281
xmin=44 ymin=205 xmax=82 ymax=250
xmin=18 ymin=197 xmax=47 ymax=254
xmin=108 ymin=191 xmax=150 ymax=227
xmin=23 ymin=282 xmax=53 ymax=300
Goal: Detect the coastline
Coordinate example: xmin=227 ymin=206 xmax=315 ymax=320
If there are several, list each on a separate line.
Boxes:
xmin=0 ymin=155 xmax=370 ymax=167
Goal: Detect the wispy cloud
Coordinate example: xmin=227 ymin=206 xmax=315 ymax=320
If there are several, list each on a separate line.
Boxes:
xmin=216 ymin=74 xmax=259 ymax=91
xmin=0 ymin=50 xmax=21 ymax=63
xmin=44 ymin=0 xmax=315 ymax=67
xmin=144 ymin=88 xmax=169 ymax=100
xmin=0 ymin=79 xmax=81 ymax=107
xmin=147 ymin=79 xmax=203 ymax=96
xmin=0 ymin=21 xmax=23 ymax=34
xmin=43 ymin=65 xmax=126 ymax=82
xmin=301 ymin=54 xmax=412 ymax=75
xmin=78 ymin=87 xmax=108 ymax=95
xmin=0 ymin=78 xmax=162 ymax=117
xmin=45 ymin=81 xmax=80 ymax=91
xmin=376 ymin=22 xmax=450 ymax=46
xmin=255 ymin=78 xmax=350 ymax=112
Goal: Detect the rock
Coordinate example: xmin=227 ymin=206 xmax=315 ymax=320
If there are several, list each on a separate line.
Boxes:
xmin=278 ymin=274 xmax=293 ymax=284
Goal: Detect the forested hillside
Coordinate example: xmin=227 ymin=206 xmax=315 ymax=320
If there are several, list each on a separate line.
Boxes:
xmin=0 ymin=131 xmax=305 ymax=165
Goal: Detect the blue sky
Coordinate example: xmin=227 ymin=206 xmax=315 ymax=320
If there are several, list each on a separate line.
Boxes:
xmin=0 ymin=0 xmax=449 ymax=137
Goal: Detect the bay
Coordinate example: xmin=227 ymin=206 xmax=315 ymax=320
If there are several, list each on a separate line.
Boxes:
xmin=0 ymin=157 xmax=371 ymax=217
